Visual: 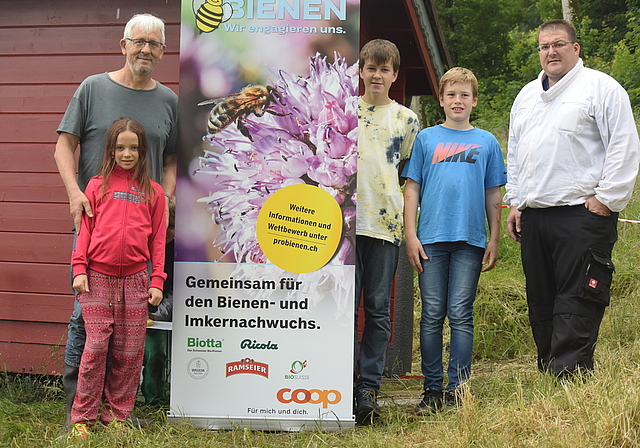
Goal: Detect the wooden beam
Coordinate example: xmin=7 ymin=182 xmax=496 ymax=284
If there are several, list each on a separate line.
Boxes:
xmin=402 ymin=0 xmax=440 ymax=95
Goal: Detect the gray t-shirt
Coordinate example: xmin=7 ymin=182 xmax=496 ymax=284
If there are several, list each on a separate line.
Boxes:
xmin=57 ymin=72 xmax=179 ymax=191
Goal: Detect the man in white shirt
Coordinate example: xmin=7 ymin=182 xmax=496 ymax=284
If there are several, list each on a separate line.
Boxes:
xmin=504 ymin=19 xmax=639 ymax=377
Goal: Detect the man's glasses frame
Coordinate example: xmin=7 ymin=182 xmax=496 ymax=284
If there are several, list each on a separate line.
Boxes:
xmin=126 ymin=38 xmax=163 ymax=51
xmin=536 ymin=41 xmax=575 ymax=53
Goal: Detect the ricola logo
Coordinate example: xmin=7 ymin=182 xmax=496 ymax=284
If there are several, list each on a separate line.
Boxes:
xmin=240 ymin=339 xmax=278 ymax=350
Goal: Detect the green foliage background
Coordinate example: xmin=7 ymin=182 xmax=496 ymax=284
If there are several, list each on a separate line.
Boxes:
xmin=424 ymin=0 xmax=640 ymax=132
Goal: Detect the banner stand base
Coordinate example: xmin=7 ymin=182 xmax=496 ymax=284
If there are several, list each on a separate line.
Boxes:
xmin=166 ymin=412 xmax=355 ymax=432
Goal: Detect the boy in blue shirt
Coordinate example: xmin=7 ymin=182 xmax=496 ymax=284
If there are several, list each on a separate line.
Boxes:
xmin=403 ymin=67 xmax=506 ymax=413
xmin=355 ymin=39 xmax=419 ymax=424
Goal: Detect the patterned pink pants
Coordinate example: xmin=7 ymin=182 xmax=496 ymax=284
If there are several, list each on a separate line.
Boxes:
xmin=71 ymin=269 xmax=149 ymax=425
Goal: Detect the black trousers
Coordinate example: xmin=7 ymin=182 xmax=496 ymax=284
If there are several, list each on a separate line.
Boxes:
xmin=520 ymin=205 xmax=618 ymax=375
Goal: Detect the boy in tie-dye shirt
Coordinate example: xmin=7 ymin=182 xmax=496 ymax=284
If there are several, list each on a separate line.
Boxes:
xmin=354 ymin=39 xmax=419 ymax=425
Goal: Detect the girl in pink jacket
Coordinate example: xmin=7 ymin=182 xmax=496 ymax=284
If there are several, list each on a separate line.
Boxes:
xmin=70 ymin=117 xmax=166 ymax=436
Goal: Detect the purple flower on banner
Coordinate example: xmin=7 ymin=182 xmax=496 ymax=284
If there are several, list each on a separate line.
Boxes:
xmin=197 ymin=53 xmax=358 ymax=265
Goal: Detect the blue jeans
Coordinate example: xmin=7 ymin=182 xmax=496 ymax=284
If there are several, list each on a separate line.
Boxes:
xmin=354 ymin=235 xmax=398 ymax=393
xmin=418 ymin=242 xmax=483 ymax=391
xmin=65 ymin=296 xmax=86 ymax=368
xmin=65 ymin=231 xmax=86 ymax=367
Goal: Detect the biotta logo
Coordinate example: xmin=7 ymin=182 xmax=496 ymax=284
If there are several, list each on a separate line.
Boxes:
xmin=226 ymin=358 xmax=269 ymax=378
xmin=285 ymin=360 xmax=309 ymax=380
xmin=187 ymin=357 xmax=209 ymax=379
xmin=187 ymin=337 xmax=223 ymax=353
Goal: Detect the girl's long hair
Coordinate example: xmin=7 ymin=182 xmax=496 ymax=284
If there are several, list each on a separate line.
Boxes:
xmin=98 ymin=117 xmax=154 ymax=202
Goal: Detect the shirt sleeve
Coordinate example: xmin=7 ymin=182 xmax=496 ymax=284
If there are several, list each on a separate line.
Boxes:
xmin=485 ymin=134 xmax=507 ymax=189
xmin=403 ymin=130 xmax=425 ymax=184
xmin=164 ymin=91 xmax=179 ymax=156
xmin=593 ymin=82 xmax=640 ymax=212
xmin=503 ymin=102 xmax=520 ymax=208
xmin=148 ymin=183 xmax=168 ymax=290
xmin=57 ymin=80 xmax=88 ymax=137
xmin=400 ymin=111 xmax=420 ymax=161
xmin=71 ymin=179 xmax=98 ymax=277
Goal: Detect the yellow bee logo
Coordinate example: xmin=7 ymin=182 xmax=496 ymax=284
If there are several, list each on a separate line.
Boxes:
xmin=193 ymin=0 xmax=233 ymax=33
xmin=198 ymin=85 xmax=288 ymax=142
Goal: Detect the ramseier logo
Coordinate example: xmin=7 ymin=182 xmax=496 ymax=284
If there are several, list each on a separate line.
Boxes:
xmin=226 ymin=358 xmax=269 ymax=378
xmin=276 ymin=388 xmax=342 ymax=408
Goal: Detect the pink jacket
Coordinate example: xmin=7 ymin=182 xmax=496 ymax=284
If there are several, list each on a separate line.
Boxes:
xmin=72 ymin=165 xmax=167 ymax=289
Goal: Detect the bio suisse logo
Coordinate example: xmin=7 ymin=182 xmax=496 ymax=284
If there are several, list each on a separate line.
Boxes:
xmin=284 ymin=360 xmax=309 ymax=380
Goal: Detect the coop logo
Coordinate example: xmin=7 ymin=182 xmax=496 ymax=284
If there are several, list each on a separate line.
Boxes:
xmin=276 ymin=388 xmax=342 ymax=408
xmin=226 ymin=358 xmax=269 ymax=378
xmin=187 ymin=357 xmax=210 ymax=379
xmin=284 ymin=360 xmax=309 ymax=380
xmin=240 ymin=338 xmax=278 ymax=350
xmin=187 ymin=337 xmax=223 ymax=353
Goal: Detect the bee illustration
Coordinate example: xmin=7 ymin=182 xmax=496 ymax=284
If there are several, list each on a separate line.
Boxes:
xmin=198 ymin=85 xmax=288 ymax=142
xmin=193 ymin=0 xmax=233 ymax=33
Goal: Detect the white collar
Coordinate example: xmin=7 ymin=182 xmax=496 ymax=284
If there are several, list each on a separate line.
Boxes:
xmin=538 ymin=58 xmax=583 ymax=102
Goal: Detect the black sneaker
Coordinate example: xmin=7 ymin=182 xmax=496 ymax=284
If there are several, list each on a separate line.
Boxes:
xmin=414 ymin=388 xmax=443 ymax=414
xmin=128 ymin=414 xmax=154 ymax=428
xmin=355 ymin=389 xmax=379 ymax=425
xmin=444 ymin=389 xmax=460 ymax=408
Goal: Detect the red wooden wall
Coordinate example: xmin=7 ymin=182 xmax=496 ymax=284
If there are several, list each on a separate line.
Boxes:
xmin=0 ymin=0 xmax=437 ymax=376
xmin=0 ymin=0 xmax=181 ymax=375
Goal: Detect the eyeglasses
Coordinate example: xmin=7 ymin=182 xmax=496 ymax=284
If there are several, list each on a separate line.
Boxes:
xmin=536 ymin=41 xmax=575 ymax=52
xmin=126 ymin=38 xmax=163 ymax=51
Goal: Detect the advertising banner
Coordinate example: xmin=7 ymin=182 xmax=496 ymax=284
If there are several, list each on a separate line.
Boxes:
xmin=169 ymin=0 xmax=360 ymax=431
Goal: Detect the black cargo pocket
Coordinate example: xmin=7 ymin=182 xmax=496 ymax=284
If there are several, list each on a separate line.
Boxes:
xmin=580 ymin=252 xmax=614 ymax=306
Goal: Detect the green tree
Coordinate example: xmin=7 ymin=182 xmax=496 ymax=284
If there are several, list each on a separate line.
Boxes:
xmin=427 ymin=0 xmax=639 ymax=134
xmin=435 ymin=0 xmax=533 ymax=80
xmin=611 ymin=10 xmax=640 ymax=110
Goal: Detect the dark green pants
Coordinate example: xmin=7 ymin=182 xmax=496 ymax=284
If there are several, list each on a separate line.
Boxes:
xmin=142 ymin=329 xmax=170 ymax=405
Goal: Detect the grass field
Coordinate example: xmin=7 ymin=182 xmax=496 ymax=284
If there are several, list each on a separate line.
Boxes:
xmin=3 ymin=203 xmax=640 ymax=447
xmin=3 ymin=135 xmax=640 ymax=447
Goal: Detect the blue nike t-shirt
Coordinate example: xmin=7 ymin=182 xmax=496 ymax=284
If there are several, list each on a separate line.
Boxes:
xmin=402 ymin=125 xmax=507 ymax=248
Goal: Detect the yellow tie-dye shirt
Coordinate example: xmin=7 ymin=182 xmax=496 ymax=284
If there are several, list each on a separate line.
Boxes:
xmin=357 ymin=97 xmax=419 ymax=245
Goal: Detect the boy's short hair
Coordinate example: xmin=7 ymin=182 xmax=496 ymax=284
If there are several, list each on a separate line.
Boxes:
xmin=359 ymin=39 xmax=400 ymax=72
xmin=438 ymin=67 xmax=478 ymax=98
xmin=538 ymin=19 xmax=577 ymax=42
